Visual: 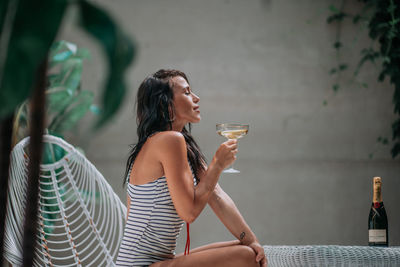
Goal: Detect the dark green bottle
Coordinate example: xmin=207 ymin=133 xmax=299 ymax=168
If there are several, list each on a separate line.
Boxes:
xmin=368 ymin=177 xmax=388 ymax=247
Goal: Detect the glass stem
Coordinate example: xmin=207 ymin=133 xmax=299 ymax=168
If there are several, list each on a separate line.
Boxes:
xmin=229 ymin=161 xmax=235 ymax=170
xmin=227 ymin=138 xmax=237 ymax=171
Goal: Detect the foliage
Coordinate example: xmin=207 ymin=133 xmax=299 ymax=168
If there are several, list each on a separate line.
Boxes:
xmin=13 ymin=41 xmax=96 ymax=144
xmin=0 ymin=1 xmax=135 ymax=262
xmin=0 ymin=0 xmax=68 ymax=119
xmin=0 ymin=0 xmax=135 ymax=130
xmin=326 ymin=0 xmax=400 ymax=158
xmin=11 ymin=40 xmax=101 ymax=236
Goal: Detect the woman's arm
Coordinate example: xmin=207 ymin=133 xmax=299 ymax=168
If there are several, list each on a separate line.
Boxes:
xmin=208 ymin=183 xmax=266 ymax=265
xmin=208 ymin=183 xmax=258 ymax=245
xmin=157 ymin=131 xmax=237 ymax=223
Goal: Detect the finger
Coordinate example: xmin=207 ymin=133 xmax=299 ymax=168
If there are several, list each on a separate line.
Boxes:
xmin=258 ymin=257 xmax=264 ymax=267
xmin=225 ymin=139 xmax=237 ymax=146
xmin=256 ymin=252 xmax=264 ymax=262
xmin=262 ymin=256 xmax=267 ymax=267
xmin=262 ymin=258 xmax=267 ymax=267
xmin=223 ymin=142 xmax=237 ymax=150
xmin=224 ymin=139 xmax=233 ymax=145
xmin=226 ymin=139 xmax=238 ymax=145
xmin=253 ymin=249 xmax=261 ymax=262
xmin=227 ymin=145 xmax=237 ymax=150
xmin=256 ymin=248 xmax=265 ymax=261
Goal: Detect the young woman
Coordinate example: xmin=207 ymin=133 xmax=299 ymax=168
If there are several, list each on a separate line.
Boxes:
xmin=116 ymin=69 xmax=266 ymax=267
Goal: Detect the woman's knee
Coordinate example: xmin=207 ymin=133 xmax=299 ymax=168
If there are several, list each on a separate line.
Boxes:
xmin=237 ymin=245 xmax=258 ymax=266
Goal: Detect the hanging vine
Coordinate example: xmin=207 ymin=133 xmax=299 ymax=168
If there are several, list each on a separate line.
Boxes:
xmin=327 ymin=0 xmax=400 ymax=158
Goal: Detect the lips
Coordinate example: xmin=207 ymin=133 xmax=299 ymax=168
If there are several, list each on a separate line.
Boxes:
xmin=193 ymin=106 xmax=200 ymax=111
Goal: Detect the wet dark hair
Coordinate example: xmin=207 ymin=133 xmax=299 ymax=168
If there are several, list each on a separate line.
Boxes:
xmin=124 ymin=69 xmax=207 ymax=185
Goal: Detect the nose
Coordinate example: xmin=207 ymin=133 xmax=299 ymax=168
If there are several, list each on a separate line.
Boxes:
xmin=192 ymin=92 xmax=200 ymax=103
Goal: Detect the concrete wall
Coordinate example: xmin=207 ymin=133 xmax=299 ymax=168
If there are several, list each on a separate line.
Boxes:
xmin=59 ymin=0 xmax=400 ymax=252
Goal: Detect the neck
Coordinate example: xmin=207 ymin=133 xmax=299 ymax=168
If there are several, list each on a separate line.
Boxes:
xmin=171 ymin=121 xmax=185 ymax=132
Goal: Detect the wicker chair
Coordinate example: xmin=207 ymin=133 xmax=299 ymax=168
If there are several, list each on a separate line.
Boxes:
xmin=4 ymin=135 xmax=126 ymax=266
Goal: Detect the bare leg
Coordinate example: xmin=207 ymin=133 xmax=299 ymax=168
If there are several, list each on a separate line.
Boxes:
xmin=151 ymin=243 xmax=259 ymax=267
xmin=175 ymin=240 xmax=241 ymax=257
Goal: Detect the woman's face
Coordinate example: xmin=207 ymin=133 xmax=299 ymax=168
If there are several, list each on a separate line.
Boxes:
xmin=170 ymin=76 xmax=201 ymax=125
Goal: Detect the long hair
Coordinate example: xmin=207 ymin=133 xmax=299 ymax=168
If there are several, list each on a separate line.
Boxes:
xmin=124 ymin=69 xmax=207 ymax=185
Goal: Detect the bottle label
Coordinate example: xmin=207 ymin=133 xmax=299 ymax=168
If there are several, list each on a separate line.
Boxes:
xmin=369 ymin=229 xmax=387 ymax=242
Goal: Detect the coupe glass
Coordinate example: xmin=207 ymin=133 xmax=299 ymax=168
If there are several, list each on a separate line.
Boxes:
xmin=216 ymin=123 xmax=249 ymax=173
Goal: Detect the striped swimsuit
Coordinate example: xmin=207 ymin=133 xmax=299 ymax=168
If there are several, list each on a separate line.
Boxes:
xmin=116 ymin=174 xmax=196 ymax=266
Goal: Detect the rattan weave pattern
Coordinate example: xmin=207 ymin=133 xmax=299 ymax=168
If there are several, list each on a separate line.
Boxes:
xmin=263 ymin=245 xmax=400 ymax=267
xmin=4 ymin=135 xmax=126 ymax=266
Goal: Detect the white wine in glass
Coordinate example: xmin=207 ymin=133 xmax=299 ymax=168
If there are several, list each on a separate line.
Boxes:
xmin=216 ymin=123 xmax=249 ymax=173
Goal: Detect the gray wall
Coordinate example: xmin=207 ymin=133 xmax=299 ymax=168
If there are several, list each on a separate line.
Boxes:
xmin=59 ymin=0 xmax=400 ymax=252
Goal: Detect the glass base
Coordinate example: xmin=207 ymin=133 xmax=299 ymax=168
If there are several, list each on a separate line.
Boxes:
xmin=223 ymin=167 xmax=240 ymax=174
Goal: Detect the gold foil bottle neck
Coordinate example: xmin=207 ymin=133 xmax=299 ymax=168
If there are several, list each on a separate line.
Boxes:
xmin=373 ymin=177 xmax=382 ymax=203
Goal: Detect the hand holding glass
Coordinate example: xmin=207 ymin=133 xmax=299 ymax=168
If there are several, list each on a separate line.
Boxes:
xmin=216 ymin=123 xmax=249 ymax=173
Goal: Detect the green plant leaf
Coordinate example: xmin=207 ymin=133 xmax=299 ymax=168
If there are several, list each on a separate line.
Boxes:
xmin=329 ymin=5 xmax=340 ymax=13
xmin=387 ymin=3 xmax=396 ymax=14
xmin=333 ymin=41 xmax=342 ymax=49
xmin=42 ymin=142 xmax=67 ymax=164
xmin=61 ymin=58 xmax=83 ymax=93
xmin=75 ymin=47 xmax=90 ymax=59
xmin=387 ymin=29 xmax=396 ymax=40
xmin=333 ymin=84 xmax=340 ymax=92
xmin=50 ymin=57 xmax=83 ymax=92
xmin=50 ymin=90 xmax=94 ymax=133
xmin=90 ymin=104 xmax=101 ymax=115
xmin=0 ymin=0 xmax=68 ymax=119
xmin=48 ymin=73 xmax=60 ymax=85
xmin=382 ymin=57 xmax=390 ymax=64
xmin=0 ymin=0 xmax=10 ymax=33
xmin=49 ymin=40 xmax=74 ymax=60
xmin=46 ymin=41 xmax=95 ymax=135
xmin=389 ymin=18 xmax=400 ymax=27
xmin=378 ymin=70 xmax=386 ymax=82
xmin=47 ymin=88 xmax=74 ymax=113
xmin=391 ymin=142 xmax=400 ymax=158
xmin=49 ymin=40 xmax=90 ymax=68
xmin=78 ymin=0 xmax=135 ymax=129
xmin=353 ymin=15 xmax=361 ymax=24
xmin=339 ymin=63 xmax=348 ymax=71
xmin=327 ymin=13 xmax=347 ymax=24
xmin=376 ymin=22 xmax=389 ymax=30
xmin=393 ymin=119 xmax=400 ymax=140
xmin=354 ymin=48 xmax=381 ymax=76
xmin=394 ymin=87 xmax=400 ymax=114
xmin=52 ymin=50 xmax=74 ymax=64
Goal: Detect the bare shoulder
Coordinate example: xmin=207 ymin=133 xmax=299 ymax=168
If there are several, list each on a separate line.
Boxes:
xmin=150 ymin=131 xmax=189 ymax=172
xmin=151 ymin=131 xmax=186 ymax=150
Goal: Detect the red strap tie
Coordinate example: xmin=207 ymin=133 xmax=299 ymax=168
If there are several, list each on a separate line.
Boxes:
xmin=184 ymin=222 xmax=190 ymax=255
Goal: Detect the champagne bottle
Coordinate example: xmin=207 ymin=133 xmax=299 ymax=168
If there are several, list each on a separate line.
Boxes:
xmin=368 ymin=177 xmax=388 ymax=247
